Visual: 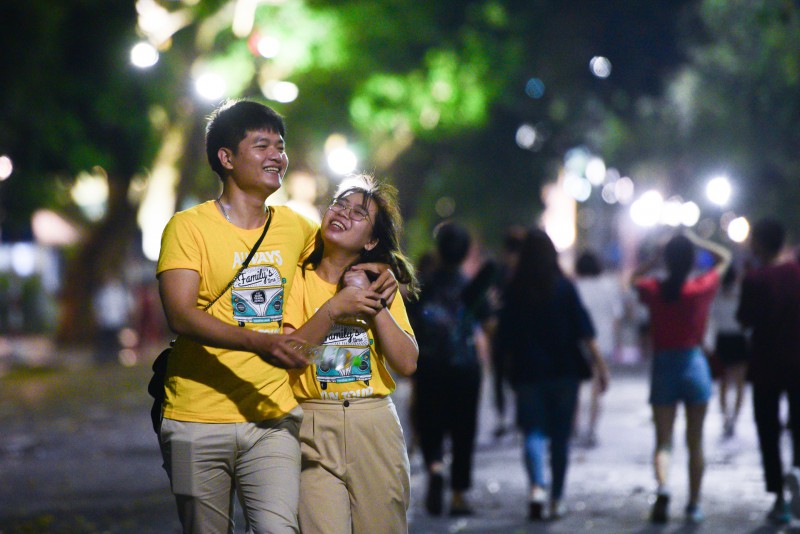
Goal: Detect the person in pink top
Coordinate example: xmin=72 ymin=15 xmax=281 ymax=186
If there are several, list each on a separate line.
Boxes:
xmin=632 ymin=230 xmax=731 ymax=524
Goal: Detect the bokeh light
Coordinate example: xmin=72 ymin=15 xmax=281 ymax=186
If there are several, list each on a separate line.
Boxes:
xmin=525 ymin=78 xmax=545 ymax=99
xmin=130 ymin=42 xmax=159 ymax=68
xmin=590 ymin=56 xmax=612 ymax=78
xmin=585 ymin=157 xmax=606 ymax=185
xmin=0 ymin=155 xmax=12 ymax=180
xmin=727 ymin=216 xmax=750 ymax=243
xmin=327 ymin=147 xmax=358 ymax=175
xmin=263 ymin=80 xmax=299 ymax=103
xmin=515 ymin=124 xmax=538 ymax=150
xmin=661 ymin=197 xmax=683 ymax=227
xmin=195 ymin=72 xmax=227 ymax=101
xmin=563 ymin=172 xmax=592 ymax=202
xmin=614 ymin=176 xmax=635 ymax=204
xmin=680 ymin=201 xmax=701 ymax=227
xmin=630 ymin=190 xmax=663 ymax=227
xmin=256 ymin=36 xmax=280 ymax=58
xmin=435 ymin=196 xmax=456 ymax=218
xmin=706 ymin=175 xmax=732 ymax=206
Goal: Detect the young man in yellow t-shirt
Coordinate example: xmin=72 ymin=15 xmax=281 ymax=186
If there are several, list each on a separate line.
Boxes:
xmin=156 ymin=100 xmax=395 ymax=533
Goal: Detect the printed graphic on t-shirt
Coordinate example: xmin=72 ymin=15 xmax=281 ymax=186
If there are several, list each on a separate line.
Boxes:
xmin=316 ymin=322 xmax=373 ymax=385
xmin=232 ymin=265 xmax=285 ymax=324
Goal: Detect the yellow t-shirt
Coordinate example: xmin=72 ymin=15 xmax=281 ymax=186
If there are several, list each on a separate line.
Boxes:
xmin=156 ymin=201 xmax=318 ymax=423
xmin=285 ymin=267 xmax=414 ymax=401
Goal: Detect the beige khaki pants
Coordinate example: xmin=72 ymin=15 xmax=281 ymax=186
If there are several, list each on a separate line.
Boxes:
xmin=159 ymin=407 xmax=302 ymax=534
xmin=298 ymin=397 xmax=410 ymax=534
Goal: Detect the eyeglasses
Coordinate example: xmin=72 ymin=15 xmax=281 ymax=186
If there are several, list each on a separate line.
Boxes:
xmin=328 ymin=198 xmax=371 ymax=222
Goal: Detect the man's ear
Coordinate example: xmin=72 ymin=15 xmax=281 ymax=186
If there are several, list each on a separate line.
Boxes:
xmin=218 ymin=147 xmax=234 ymax=170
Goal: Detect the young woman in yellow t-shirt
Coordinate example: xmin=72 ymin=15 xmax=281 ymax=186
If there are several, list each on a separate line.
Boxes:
xmin=283 ymin=174 xmax=419 ymax=533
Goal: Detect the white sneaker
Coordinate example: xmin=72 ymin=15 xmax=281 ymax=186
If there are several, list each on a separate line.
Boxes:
xmin=786 ymin=467 xmax=800 ymax=518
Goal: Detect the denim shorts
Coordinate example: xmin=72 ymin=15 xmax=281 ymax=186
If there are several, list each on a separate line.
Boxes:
xmin=649 ymin=346 xmax=712 ymax=405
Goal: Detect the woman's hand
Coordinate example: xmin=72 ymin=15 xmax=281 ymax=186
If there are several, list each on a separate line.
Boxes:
xmin=350 ymin=263 xmax=398 ymax=306
xmin=328 ymin=286 xmax=383 ymax=320
xmin=343 ymin=269 xmax=371 ymax=289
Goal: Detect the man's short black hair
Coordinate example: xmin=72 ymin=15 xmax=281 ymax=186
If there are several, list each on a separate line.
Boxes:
xmin=751 ymin=217 xmax=786 ymax=257
xmin=205 ymin=100 xmax=286 ymax=179
xmin=434 ymin=221 xmax=471 ymax=268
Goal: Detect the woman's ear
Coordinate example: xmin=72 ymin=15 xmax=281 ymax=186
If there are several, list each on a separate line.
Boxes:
xmin=364 ymin=238 xmax=379 ymax=252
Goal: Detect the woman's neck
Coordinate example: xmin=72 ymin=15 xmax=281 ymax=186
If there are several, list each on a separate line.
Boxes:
xmin=316 ymin=250 xmax=359 ymax=284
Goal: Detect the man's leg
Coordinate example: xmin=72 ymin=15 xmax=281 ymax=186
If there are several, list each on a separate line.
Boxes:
xmin=160 ymin=418 xmax=237 ymax=534
xmin=235 ymin=408 xmax=302 ymax=534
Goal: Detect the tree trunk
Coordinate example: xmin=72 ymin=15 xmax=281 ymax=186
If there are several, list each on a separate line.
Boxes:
xmin=55 ymin=175 xmax=137 ymax=346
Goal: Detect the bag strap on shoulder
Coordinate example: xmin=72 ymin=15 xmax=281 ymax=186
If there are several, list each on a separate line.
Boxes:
xmin=203 ymin=206 xmax=273 ymax=311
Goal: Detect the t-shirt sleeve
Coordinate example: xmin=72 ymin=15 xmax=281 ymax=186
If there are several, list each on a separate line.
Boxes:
xmin=157 ymin=213 xmax=202 ymax=276
xmin=283 ymin=266 xmax=306 ymax=330
xmin=388 ymin=290 xmax=414 ymax=337
xmin=634 ymin=277 xmax=659 ymax=305
xmin=295 ymin=211 xmax=319 ymax=263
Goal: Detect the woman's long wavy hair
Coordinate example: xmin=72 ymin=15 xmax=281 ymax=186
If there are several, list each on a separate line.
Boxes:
xmin=659 ymin=234 xmax=695 ymax=303
xmin=302 ymin=174 xmax=419 ymax=299
xmin=505 ymin=227 xmax=561 ymax=306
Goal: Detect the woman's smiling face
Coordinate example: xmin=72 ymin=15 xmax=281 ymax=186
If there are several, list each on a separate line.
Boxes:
xmin=322 ymin=191 xmax=378 ymax=255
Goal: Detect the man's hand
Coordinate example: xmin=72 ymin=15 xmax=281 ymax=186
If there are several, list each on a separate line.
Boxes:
xmin=253 ymin=334 xmax=311 ymax=369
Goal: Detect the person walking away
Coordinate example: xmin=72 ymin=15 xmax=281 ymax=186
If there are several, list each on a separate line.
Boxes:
xmin=632 ymin=229 xmax=731 ymax=524
xmin=409 ymin=221 xmax=490 ymax=517
xmin=736 ymin=218 xmax=800 ymax=525
xmin=155 ymin=100 xmax=396 ymax=533
xmin=573 ymin=250 xmax=623 ymax=446
xmin=282 ymin=175 xmax=419 ymax=534
xmin=487 ymin=226 xmax=525 ymax=439
xmin=496 ymin=228 xmax=609 ymax=521
xmin=709 ymin=264 xmax=749 ymax=439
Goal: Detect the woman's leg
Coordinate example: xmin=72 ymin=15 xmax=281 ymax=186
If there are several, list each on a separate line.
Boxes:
xmin=587 ymin=373 xmax=603 ymax=444
xmin=730 ymin=363 xmax=748 ymax=431
xmin=684 ymin=402 xmax=709 ymax=506
xmin=652 ymin=404 xmax=678 ymax=491
xmin=549 ymin=378 xmax=580 ymax=502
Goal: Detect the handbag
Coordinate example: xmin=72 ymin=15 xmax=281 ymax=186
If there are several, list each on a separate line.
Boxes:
xmin=148 ymin=208 xmax=273 ymax=434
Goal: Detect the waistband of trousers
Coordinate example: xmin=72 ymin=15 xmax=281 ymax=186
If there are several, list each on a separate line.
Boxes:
xmin=300 ymin=396 xmax=390 ymax=411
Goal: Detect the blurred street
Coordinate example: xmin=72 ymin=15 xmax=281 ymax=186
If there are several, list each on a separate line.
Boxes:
xmin=1 ymin=342 xmax=798 ymax=533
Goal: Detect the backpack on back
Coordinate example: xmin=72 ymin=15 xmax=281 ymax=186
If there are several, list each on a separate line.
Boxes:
xmin=410 ymin=270 xmax=478 ymax=369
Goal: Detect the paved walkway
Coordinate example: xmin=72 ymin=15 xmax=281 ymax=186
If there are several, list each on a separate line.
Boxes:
xmin=0 ymin=350 xmax=798 ymax=533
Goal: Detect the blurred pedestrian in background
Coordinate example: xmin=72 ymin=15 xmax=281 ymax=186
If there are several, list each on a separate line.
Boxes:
xmin=409 ymin=221 xmax=492 ymax=517
xmin=573 ymin=249 xmax=623 ymax=447
xmin=495 ymin=228 xmax=609 ymax=521
xmin=708 ymin=264 xmax=749 ymax=439
xmin=632 ymin=229 xmax=730 ymax=524
xmin=736 ymin=217 xmax=800 ymax=525
xmin=92 ymin=273 xmax=133 ymax=364
xmin=283 ymin=175 xmax=418 ymax=534
xmin=487 ymin=226 xmax=526 ymax=439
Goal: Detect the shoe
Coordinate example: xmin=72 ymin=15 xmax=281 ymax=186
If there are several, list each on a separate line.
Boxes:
xmin=786 ymin=467 xmax=800 ymax=518
xmin=528 ymin=487 xmax=547 ymax=521
xmin=723 ymin=418 xmax=735 ymax=439
xmin=425 ymin=473 xmax=444 ymax=516
xmin=449 ymin=492 xmax=474 ymax=516
xmin=493 ymin=423 xmax=507 ymax=439
xmin=650 ymin=493 xmax=670 ymax=524
xmin=767 ymin=498 xmax=791 ymax=525
xmin=685 ymin=503 xmax=704 ymax=523
xmin=549 ymin=500 xmax=566 ymax=520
